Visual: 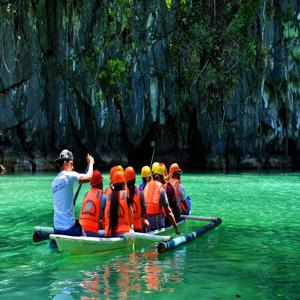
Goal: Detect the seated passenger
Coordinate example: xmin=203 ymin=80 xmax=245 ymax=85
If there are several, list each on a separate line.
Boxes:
xmin=105 ymin=165 xmax=124 ymax=196
xmin=138 ymin=165 xmax=152 ymax=191
xmin=169 ymin=163 xmax=189 ymax=215
xmin=79 ymin=170 xmax=106 ymax=237
xmin=151 ymin=162 xmax=160 ymax=176
xmin=144 ymin=165 xmax=180 ymax=235
xmin=124 ymin=166 xmax=149 ymax=232
xmin=51 ymin=149 xmax=94 ymax=237
xmin=104 ymin=171 xmax=134 ymax=236
xmin=159 ymin=162 xmax=181 ymax=222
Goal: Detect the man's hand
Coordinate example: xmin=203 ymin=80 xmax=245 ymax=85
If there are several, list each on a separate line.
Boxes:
xmin=86 ymin=154 xmax=94 ymax=165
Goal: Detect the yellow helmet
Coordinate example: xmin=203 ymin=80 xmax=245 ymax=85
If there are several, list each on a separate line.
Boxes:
xmin=118 ymin=165 xmax=124 ymax=173
xmin=141 ymin=166 xmax=151 ymax=178
xmin=153 ymin=165 xmax=165 ymax=177
xmin=159 ymin=162 xmax=167 ymax=178
xmin=151 ymin=162 xmax=159 ymax=174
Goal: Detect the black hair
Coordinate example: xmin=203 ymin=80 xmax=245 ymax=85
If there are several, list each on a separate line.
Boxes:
xmin=56 ymin=159 xmax=70 ymax=168
xmin=109 ymin=183 xmax=123 ymax=234
xmin=127 ymin=179 xmax=136 ymax=205
xmin=55 ymin=160 xmax=63 ymax=168
xmin=154 ymin=174 xmax=164 ymax=182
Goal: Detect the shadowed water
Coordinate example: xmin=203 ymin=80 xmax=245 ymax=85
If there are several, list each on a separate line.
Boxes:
xmin=0 ymin=172 xmax=299 ymax=299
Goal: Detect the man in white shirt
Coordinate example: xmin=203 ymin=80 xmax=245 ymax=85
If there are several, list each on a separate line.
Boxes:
xmin=51 ymin=149 xmax=94 ymax=236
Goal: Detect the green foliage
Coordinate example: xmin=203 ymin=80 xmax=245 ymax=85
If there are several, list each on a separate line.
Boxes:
xmin=281 ymin=3 xmax=297 ymax=23
xmin=166 ymin=0 xmax=263 ymax=108
xmin=98 ymin=59 xmax=126 ymax=86
xmin=225 ymin=0 xmax=260 ymax=39
xmin=165 ymin=0 xmax=188 ymax=9
xmin=291 ymin=48 xmax=300 ymax=64
xmin=81 ymin=53 xmax=95 ymax=71
xmin=165 ymin=0 xmax=172 ymax=9
xmin=243 ymin=41 xmax=257 ymax=65
xmin=96 ymin=90 xmax=105 ymax=103
xmin=283 ymin=21 xmax=299 ymax=39
xmin=108 ymin=0 xmax=132 ymax=28
xmin=180 ymin=0 xmax=188 ymax=6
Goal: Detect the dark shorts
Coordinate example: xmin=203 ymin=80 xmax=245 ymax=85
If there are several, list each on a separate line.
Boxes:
xmin=147 ymin=215 xmax=165 ymax=231
xmin=54 ymin=220 xmax=82 ymax=236
xmin=85 ymin=230 xmax=105 ymax=237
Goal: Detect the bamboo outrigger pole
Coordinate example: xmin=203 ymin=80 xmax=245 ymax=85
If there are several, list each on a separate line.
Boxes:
xmin=33 ymin=226 xmax=54 ymax=242
xmin=157 ymin=217 xmax=222 ymax=254
xmin=181 ymin=215 xmax=220 ymax=222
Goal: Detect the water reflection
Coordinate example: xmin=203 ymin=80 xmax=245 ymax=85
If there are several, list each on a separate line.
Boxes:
xmin=51 ymin=248 xmax=186 ymax=299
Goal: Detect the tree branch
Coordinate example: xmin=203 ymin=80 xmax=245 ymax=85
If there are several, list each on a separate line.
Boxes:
xmin=193 ymin=59 xmax=210 ymax=85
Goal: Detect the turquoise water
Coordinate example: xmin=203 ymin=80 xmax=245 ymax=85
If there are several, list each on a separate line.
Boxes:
xmin=0 ymin=172 xmax=299 ymax=299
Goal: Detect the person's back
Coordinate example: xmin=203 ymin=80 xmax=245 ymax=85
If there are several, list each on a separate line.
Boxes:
xmin=138 ymin=166 xmax=151 ymax=191
xmin=144 ymin=165 xmax=180 ymax=234
xmin=104 ymin=171 xmax=134 ymax=236
xmin=79 ymin=170 xmax=106 ymax=236
xmin=144 ymin=179 xmax=165 ymax=230
xmin=125 ymin=166 xmax=148 ymax=232
xmin=164 ymin=182 xmax=181 ymax=223
xmin=52 ymin=170 xmax=80 ymax=230
xmin=169 ymin=163 xmax=189 ymax=215
xmin=51 ymin=149 xmax=94 ymax=236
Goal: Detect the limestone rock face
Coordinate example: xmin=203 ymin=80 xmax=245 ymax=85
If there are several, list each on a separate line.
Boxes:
xmin=0 ymin=1 xmax=299 ymax=171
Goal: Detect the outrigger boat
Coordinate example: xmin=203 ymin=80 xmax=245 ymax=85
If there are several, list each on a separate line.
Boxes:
xmin=33 ymin=215 xmax=222 ymax=255
xmin=50 ymin=220 xmax=185 ymax=255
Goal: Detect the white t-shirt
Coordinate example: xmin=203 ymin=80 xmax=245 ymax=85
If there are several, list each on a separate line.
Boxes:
xmin=51 ymin=170 xmax=82 ymax=230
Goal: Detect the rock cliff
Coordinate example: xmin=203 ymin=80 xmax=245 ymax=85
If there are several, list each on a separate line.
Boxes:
xmin=0 ymin=0 xmax=299 ymax=172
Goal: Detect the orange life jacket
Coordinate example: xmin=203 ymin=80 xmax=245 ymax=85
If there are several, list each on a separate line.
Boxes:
xmin=169 ymin=178 xmax=179 ymax=199
xmin=162 ymin=181 xmax=178 ymax=215
xmin=79 ymin=188 xmax=103 ymax=234
xmin=105 ymin=186 xmax=113 ymax=197
xmin=104 ymin=189 xmax=131 ymax=236
xmin=131 ymin=187 xmax=142 ymax=231
xmin=144 ymin=180 xmax=162 ymax=215
xmin=169 ymin=178 xmax=188 ymax=213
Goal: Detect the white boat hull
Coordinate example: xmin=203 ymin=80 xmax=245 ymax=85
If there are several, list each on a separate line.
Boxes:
xmin=50 ymin=220 xmax=186 ymax=255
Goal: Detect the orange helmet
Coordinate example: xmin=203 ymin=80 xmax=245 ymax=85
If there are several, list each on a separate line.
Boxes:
xmin=169 ymin=163 xmax=182 ymax=177
xmin=90 ymin=170 xmax=104 ymax=186
xmin=110 ymin=166 xmax=121 ymax=180
xmin=124 ymin=166 xmax=136 ymax=183
xmin=111 ymin=171 xmax=125 ymax=185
